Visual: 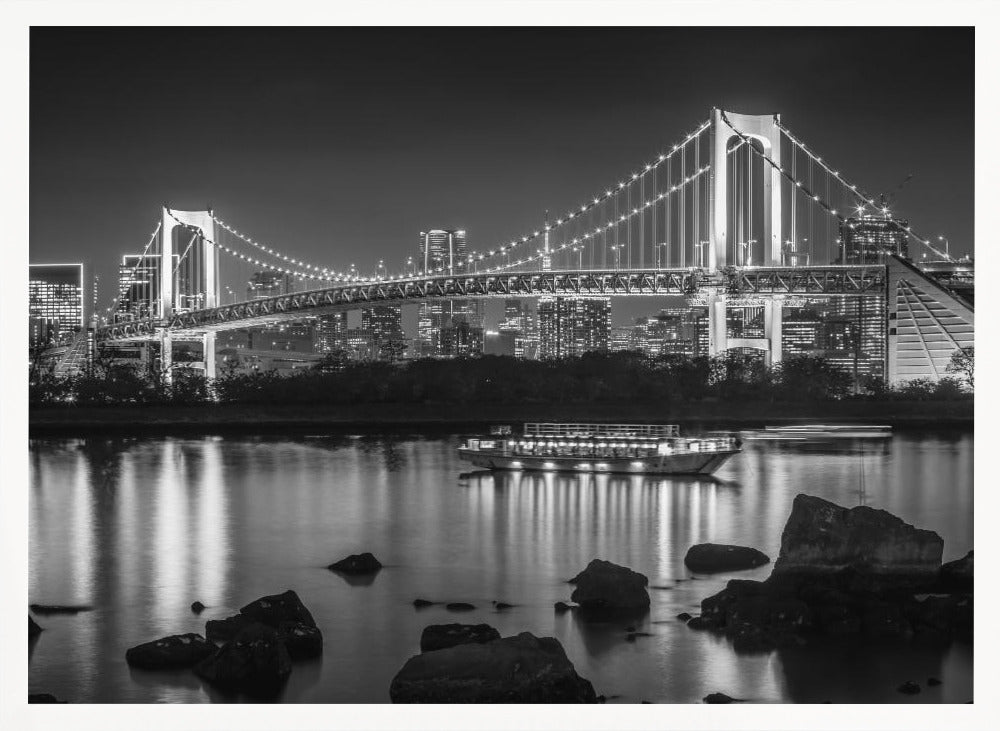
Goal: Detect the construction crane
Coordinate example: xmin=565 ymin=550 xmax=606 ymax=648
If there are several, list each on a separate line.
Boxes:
xmin=877 ymin=173 xmax=914 ymax=213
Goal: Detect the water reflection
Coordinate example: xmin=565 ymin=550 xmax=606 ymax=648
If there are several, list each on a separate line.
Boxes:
xmin=29 ymin=431 xmax=973 ymax=703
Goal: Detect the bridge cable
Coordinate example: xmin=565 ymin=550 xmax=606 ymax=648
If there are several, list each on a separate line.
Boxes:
xmin=720 ymin=112 xmax=951 ymax=261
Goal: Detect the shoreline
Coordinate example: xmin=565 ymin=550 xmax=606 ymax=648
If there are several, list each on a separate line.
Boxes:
xmin=29 ymin=399 xmax=973 ymax=436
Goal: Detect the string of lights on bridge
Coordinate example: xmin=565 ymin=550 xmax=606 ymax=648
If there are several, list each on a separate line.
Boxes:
xmin=722 ymin=113 xmax=952 ymax=262
xmin=103 ymin=220 xmax=162 ymax=317
xmin=470 ymin=164 xmax=714 ymax=273
xmin=471 ymin=119 xmax=712 ymax=266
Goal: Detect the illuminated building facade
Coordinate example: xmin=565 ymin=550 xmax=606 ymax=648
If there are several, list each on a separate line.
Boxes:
xmin=839 ymin=214 xmax=909 ymax=264
xmin=116 ymin=254 xmax=160 ymax=321
xmin=537 ymin=296 xmax=610 ymax=359
xmin=316 ymin=312 xmax=348 ymax=353
xmin=361 ymin=305 xmax=405 ymax=360
xmin=29 ymin=263 xmax=84 ymax=347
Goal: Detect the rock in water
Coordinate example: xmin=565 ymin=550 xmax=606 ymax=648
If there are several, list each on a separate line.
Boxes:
xmin=684 ymin=544 xmax=770 ymax=573
xmin=239 ymin=589 xmax=317 ymax=628
xmin=445 ymin=602 xmax=475 ymax=611
xmin=327 ymin=552 xmax=383 ymax=574
xmin=191 ymin=601 xmax=206 ymax=614
xmin=704 ymin=692 xmax=741 ymax=703
xmin=569 ymin=559 xmax=650 ymax=612
xmin=413 ymin=598 xmax=435 ymax=608
xmin=28 ymin=693 xmax=63 ymax=703
xmin=206 ymin=590 xmax=323 ymax=658
xmin=897 ymin=681 xmax=921 ymax=695
xmin=275 ymin=621 xmax=323 ymax=660
xmin=940 ymin=550 xmax=973 ymax=592
xmin=389 ymin=632 xmax=597 ymax=703
xmin=126 ymin=633 xmax=216 ymax=670
xmin=29 ymin=616 xmax=42 ymax=638
xmin=195 ymin=623 xmax=292 ymax=698
xmin=774 ymin=494 xmax=943 ymax=584
xmin=420 ymin=624 xmax=500 ymax=653
xmin=554 ymin=601 xmax=572 ymax=613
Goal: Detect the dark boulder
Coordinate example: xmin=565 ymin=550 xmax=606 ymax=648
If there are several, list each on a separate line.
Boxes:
xmin=389 ymin=632 xmax=597 ymax=703
xmin=276 ymin=621 xmax=323 ymax=660
xmin=195 ymin=623 xmax=292 ymax=698
xmin=239 ymin=589 xmax=316 ymax=628
xmin=676 ymin=612 xmax=692 ymax=622
xmin=569 ymin=559 xmax=650 ymax=612
xmin=328 ymin=552 xmax=382 ymax=574
xmin=906 ymin=593 xmax=973 ymax=640
xmin=29 ymin=616 xmax=42 ymax=637
xmin=206 ymin=590 xmax=322 ymax=657
xmin=126 ymin=633 xmax=216 ymax=670
xmin=897 ymin=681 xmax=921 ymax=695
xmin=445 ymin=602 xmax=476 ymax=611
xmin=774 ymin=494 xmax=943 ymax=586
xmin=494 ymin=602 xmax=514 ymax=610
xmin=704 ymin=692 xmax=741 ymax=703
xmin=928 ymin=677 xmax=942 ymax=687
xmin=420 ymin=623 xmax=500 ymax=653
xmin=191 ymin=601 xmax=206 ymax=613
xmin=940 ymin=551 xmax=973 ymax=592
xmin=205 ymin=615 xmax=247 ymax=643
xmin=554 ymin=601 xmax=572 ymax=613
xmin=684 ymin=544 xmax=770 ymax=573
xmin=686 ymin=616 xmax=714 ymax=630
xmin=29 ymin=693 xmax=64 ymax=703
xmin=413 ymin=599 xmax=435 ymax=608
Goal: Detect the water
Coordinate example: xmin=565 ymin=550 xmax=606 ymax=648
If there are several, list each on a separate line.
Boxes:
xmin=28 ymin=428 xmax=973 ymax=703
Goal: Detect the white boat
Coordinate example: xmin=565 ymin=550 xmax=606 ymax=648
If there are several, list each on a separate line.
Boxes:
xmin=458 ymin=423 xmax=741 ymax=475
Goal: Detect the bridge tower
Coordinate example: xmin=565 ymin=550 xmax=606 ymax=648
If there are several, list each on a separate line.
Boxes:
xmin=708 ymin=108 xmax=782 ymax=269
xmin=706 ymin=110 xmax=784 ymax=364
xmin=158 ymin=207 xmax=220 ymax=380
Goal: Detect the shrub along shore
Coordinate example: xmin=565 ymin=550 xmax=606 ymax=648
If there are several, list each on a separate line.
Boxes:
xmin=29 ymin=351 xmax=971 ymax=433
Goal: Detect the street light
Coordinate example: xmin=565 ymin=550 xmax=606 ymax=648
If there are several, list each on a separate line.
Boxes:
xmin=572 ymin=245 xmax=583 ymax=269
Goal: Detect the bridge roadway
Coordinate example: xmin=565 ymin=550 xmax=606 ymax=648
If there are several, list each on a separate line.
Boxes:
xmin=97 ymin=265 xmax=887 ymax=342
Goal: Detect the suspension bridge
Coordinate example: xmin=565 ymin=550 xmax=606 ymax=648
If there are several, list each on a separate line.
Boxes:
xmin=76 ymin=108 xmax=969 ymax=383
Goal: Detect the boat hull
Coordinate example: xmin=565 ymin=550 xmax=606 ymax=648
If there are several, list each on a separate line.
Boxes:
xmin=457 ymin=448 xmax=738 ymax=475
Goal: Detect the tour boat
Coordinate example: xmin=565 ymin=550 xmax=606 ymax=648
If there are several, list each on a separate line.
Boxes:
xmin=458 ymin=423 xmax=741 ymax=475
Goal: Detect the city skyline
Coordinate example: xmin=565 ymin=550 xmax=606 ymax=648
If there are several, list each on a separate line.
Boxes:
xmin=30 ymin=27 xmax=974 ymax=325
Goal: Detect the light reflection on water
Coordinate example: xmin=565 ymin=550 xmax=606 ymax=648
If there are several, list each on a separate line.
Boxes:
xmin=28 ymin=431 xmax=973 ymax=703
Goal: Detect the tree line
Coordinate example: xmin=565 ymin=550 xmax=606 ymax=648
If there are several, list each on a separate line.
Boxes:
xmin=29 ymin=347 xmax=973 ymax=408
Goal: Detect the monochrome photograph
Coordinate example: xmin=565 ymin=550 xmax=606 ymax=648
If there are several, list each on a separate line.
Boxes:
xmin=2 ymin=3 xmax=993 ymax=730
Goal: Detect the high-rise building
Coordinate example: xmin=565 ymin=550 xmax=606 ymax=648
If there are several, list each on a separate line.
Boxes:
xmin=416 ymin=229 xmax=483 ymax=357
xmin=651 ymin=307 xmax=709 ymax=357
xmin=361 ymin=305 xmax=405 ymax=360
xmin=117 ymin=254 xmax=160 ymax=321
xmin=537 ymin=297 xmax=610 ymax=359
xmin=839 ymin=214 xmax=909 ymax=264
xmin=781 ymin=308 xmax=824 ymax=357
xmin=29 ymin=263 xmax=84 ymax=347
xmin=419 ymin=230 xmax=467 ymax=274
xmin=316 ymin=312 xmax=348 ymax=354
xmin=609 ymin=327 xmax=634 ymax=352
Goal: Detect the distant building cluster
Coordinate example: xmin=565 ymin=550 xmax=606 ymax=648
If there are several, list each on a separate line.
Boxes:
xmin=28 ymin=213 xmax=972 ymax=386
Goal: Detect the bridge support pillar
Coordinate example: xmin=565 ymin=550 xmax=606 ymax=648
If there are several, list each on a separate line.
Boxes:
xmin=159 ymin=329 xmax=173 ymax=385
xmin=765 ymin=299 xmax=783 ymax=366
xmin=708 ymin=293 xmax=728 ymax=357
xmin=203 ymin=332 xmax=216 ymax=380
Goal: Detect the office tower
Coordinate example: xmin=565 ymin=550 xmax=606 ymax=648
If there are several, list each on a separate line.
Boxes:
xmin=820 ymin=295 xmax=886 ymax=384
xmin=419 ymin=230 xmax=467 ymax=274
xmin=651 ymin=307 xmax=709 ymax=357
xmin=361 ymin=305 xmax=405 ymax=359
xmin=839 ymin=214 xmax=910 ymax=264
xmin=537 ymin=296 xmax=610 ymax=359
xmin=609 ymin=326 xmax=634 ymax=352
xmin=29 ymin=263 xmax=84 ymax=347
xmin=116 ymin=254 xmax=161 ymax=321
xmin=316 ymin=312 xmax=348 ymax=353
xmin=781 ymin=307 xmax=824 ymax=357
xmin=416 ymin=229 xmax=481 ymax=356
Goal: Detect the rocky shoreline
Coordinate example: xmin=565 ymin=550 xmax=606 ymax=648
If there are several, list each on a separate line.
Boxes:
xmin=29 ymin=501 xmax=973 ymax=703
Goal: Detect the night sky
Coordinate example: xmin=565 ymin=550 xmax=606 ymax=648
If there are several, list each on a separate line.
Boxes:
xmin=30 ymin=27 xmax=974 ymax=326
